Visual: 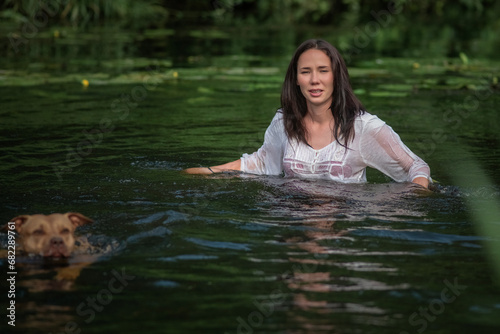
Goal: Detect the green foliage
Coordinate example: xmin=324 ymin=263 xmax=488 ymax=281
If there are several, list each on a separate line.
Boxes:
xmin=0 ymin=0 xmax=499 ymax=58
xmin=1 ymin=0 xmax=499 ymax=29
xmin=0 ymin=0 xmax=168 ymax=29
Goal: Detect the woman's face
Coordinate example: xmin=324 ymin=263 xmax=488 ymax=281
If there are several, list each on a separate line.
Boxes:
xmin=296 ymin=49 xmax=334 ymax=110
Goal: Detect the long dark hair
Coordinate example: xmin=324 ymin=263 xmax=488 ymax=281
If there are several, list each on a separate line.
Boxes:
xmin=281 ymin=39 xmax=364 ymax=148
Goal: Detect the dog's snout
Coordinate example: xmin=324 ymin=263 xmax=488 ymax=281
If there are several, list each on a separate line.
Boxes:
xmin=50 ymin=237 xmax=64 ymax=246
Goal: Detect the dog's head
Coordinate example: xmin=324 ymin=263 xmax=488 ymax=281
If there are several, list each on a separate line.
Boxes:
xmin=7 ymin=213 xmax=93 ymax=257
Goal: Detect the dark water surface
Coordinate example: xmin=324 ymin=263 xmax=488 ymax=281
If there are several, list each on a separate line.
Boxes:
xmin=1 ymin=26 xmax=500 ymax=334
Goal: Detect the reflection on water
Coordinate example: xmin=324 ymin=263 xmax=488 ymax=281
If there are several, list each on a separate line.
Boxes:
xmin=236 ymin=177 xmax=485 ymax=333
xmin=255 ymin=177 xmax=430 ymax=220
xmin=1 ymin=164 xmax=498 ymax=333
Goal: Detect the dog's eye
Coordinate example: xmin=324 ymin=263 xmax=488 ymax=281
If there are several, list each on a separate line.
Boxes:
xmin=61 ymin=228 xmax=71 ymax=234
xmin=32 ymin=229 xmax=45 ymax=236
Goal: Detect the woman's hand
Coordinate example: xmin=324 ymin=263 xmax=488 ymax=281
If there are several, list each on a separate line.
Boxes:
xmin=183 ymin=159 xmax=242 ymax=175
xmin=412 ymin=177 xmax=429 ymax=189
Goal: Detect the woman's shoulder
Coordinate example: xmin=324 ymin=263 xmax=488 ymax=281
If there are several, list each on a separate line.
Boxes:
xmin=355 ymin=111 xmax=386 ymax=129
xmin=263 ymin=109 xmax=286 ymax=139
xmin=271 ymin=108 xmax=285 ymax=126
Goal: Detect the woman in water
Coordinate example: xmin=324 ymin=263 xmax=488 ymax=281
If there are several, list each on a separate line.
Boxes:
xmin=184 ymin=39 xmax=431 ymax=188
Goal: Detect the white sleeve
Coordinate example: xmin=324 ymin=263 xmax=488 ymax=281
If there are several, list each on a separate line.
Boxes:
xmin=359 ymin=116 xmax=431 ymax=183
xmin=240 ymin=112 xmax=286 ymax=175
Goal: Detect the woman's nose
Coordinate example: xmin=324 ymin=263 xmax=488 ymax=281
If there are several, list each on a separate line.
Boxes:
xmin=310 ymin=71 xmax=319 ymax=83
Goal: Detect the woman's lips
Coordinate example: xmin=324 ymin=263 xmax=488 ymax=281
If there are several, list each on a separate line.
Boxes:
xmin=309 ymin=89 xmax=323 ymax=97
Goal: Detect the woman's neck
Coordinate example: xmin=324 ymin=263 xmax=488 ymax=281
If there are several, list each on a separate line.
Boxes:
xmin=306 ymin=103 xmax=333 ymax=124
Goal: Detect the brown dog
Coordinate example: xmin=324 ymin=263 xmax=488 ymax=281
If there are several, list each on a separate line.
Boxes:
xmin=9 ymin=212 xmax=93 ymax=257
xmin=1 ymin=212 xmax=96 ymax=287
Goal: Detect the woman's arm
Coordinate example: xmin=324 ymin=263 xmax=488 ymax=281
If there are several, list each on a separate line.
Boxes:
xmin=360 ymin=119 xmax=431 ymax=189
xmin=183 ymin=159 xmax=242 ymax=174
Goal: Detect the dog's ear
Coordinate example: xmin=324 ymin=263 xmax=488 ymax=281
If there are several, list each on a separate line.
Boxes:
xmin=66 ymin=213 xmax=94 ymax=227
xmin=4 ymin=215 xmax=30 ymax=233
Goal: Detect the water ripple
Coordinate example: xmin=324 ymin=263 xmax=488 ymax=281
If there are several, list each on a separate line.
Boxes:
xmin=185 ymin=237 xmax=251 ymax=251
xmin=126 ymin=226 xmax=172 ymax=243
xmin=351 ymin=227 xmax=483 ymax=245
xmin=156 ymin=254 xmax=219 ymax=262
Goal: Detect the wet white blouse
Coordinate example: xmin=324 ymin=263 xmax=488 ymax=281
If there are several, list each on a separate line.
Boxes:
xmin=240 ymin=110 xmax=430 ymax=183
